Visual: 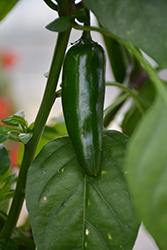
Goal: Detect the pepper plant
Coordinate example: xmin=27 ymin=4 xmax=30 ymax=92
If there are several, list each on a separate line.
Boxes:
xmin=0 ymin=0 xmax=167 ymax=249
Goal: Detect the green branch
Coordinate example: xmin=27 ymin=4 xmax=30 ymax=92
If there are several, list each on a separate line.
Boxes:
xmin=0 ymin=211 xmax=29 ymax=238
xmin=72 ymin=22 xmax=116 ymax=40
xmin=0 ymin=29 xmax=71 ymax=238
xmin=106 ymin=81 xmax=148 ymax=113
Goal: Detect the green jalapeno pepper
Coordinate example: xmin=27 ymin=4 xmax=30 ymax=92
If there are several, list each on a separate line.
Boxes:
xmin=62 ymin=34 xmax=105 ymax=176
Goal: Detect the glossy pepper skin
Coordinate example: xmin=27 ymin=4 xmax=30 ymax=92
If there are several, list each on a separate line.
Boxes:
xmin=62 ymin=37 xmax=105 ymax=176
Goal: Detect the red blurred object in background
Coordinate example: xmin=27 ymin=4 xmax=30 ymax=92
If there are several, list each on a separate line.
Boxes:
xmin=0 ymin=49 xmax=20 ymax=69
xmin=9 ymin=142 xmax=20 ymax=168
xmin=0 ymin=48 xmax=21 ymax=168
xmin=0 ymin=96 xmax=20 ymax=168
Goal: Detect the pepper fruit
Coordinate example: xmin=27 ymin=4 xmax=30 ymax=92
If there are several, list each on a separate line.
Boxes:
xmin=62 ymin=33 xmax=105 ymax=176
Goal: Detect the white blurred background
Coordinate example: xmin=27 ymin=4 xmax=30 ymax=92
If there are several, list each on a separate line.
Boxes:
xmin=0 ymin=0 xmax=159 ymax=249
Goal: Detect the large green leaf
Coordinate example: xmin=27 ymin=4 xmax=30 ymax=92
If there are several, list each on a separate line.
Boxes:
xmin=83 ymin=0 xmax=167 ymax=67
xmin=0 ymin=0 xmax=20 ymax=21
xmin=125 ymin=90 xmax=167 ymax=249
xmin=26 ymin=130 xmax=139 ymax=250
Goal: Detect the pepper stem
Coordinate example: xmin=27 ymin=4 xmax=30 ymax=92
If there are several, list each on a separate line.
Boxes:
xmin=81 ymin=8 xmax=91 ymax=40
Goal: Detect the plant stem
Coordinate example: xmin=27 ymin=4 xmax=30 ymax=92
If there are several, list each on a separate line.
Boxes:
xmin=0 ymin=211 xmax=29 ymax=237
xmin=57 ymin=0 xmax=76 ymax=16
xmin=0 ymin=29 xmax=71 ymax=238
xmin=106 ymin=81 xmax=148 ymax=113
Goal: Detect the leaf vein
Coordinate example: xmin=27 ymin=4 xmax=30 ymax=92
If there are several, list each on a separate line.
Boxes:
xmin=135 ymin=0 xmax=156 ymax=47
xmin=85 ymin=220 xmax=110 ymax=250
xmin=88 ymin=181 xmax=124 ymax=229
xmin=38 ymin=154 xmax=75 ymax=204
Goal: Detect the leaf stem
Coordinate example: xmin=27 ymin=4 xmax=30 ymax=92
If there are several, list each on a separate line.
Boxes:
xmin=106 ymin=81 xmax=148 ymax=113
xmin=72 ymin=22 xmax=116 ymax=40
xmin=0 ymin=29 xmax=71 ymax=238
